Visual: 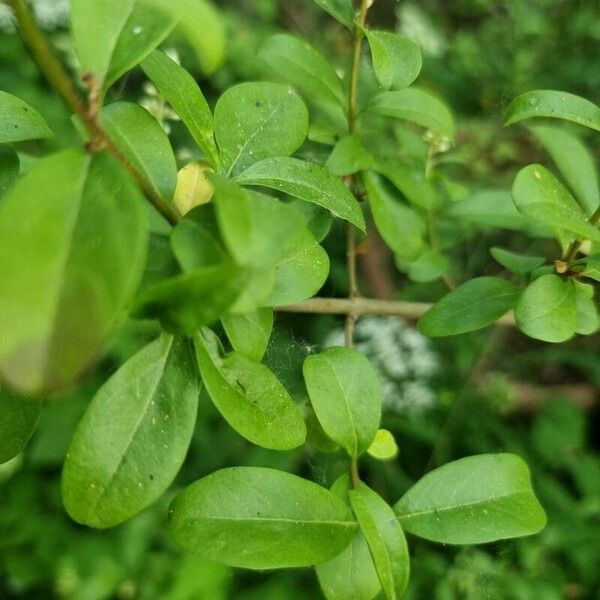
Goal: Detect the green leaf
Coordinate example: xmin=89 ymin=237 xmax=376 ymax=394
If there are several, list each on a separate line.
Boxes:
xmin=303 ymin=347 xmax=382 ymax=458
xmin=373 ymin=160 xmax=438 ymax=210
xmin=71 ymin=0 xmax=177 ymax=88
xmin=316 ymin=476 xmax=381 ymax=600
xmin=350 ymin=484 xmax=410 ymax=599
xmin=211 ymin=177 xmax=304 ymax=268
xmin=326 ymin=135 xmax=375 ymax=176
xmin=396 ymin=249 xmax=449 ymax=283
xmin=418 ymin=277 xmax=519 ymax=337
xmin=529 ymin=125 xmax=599 ymax=215
xmin=444 ymin=190 xmax=546 ymax=233
xmin=574 ymin=281 xmax=599 ymax=335
xmin=170 ymin=216 xmax=226 ymax=271
xmin=288 ymin=199 xmax=333 ymax=243
xmin=515 ymin=274 xmax=577 ymax=343
xmin=168 ymin=466 xmax=356 ymax=569
xmin=265 ymin=227 xmax=330 ymax=306
xmin=490 ymin=247 xmax=545 ymax=276
xmin=62 ymin=335 xmax=199 ymax=528
xmin=504 ymin=90 xmax=600 ymax=133
xmin=0 ymin=147 xmax=19 ymax=197
xmin=367 ymin=429 xmax=399 ymax=461
xmin=0 ymin=150 xmax=147 ymax=395
xmin=131 ymin=264 xmax=245 ymax=334
xmin=0 ymin=90 xmax=53 ymax=143
xmin=579 ymin=254 xmax=600 ymax=283
xmin=259 ymin=34 xmax=345 ymax=107
xmin=367 ymin=89 xmax=455 ymax=139
xmin=394 ymin=454 xmax=547 ymax=544
xmin=221 ymin=308 xmax=273 ymax=362
xmin=141 ymin=50 xmax=219 ymax=166
xmin=312 ymin=0 xmax=355 ymax=28
xmin=364 ymin=171 xmax=424 ymax=261
xmin=214 ymin=82 xmax=308 ymax=176
xmin=236 ymin=157 xmax=365 ymax=232
xmin=101 ymin=102 xmax=177 ymax=200
xmin=194 ymin=328 xmax=306 ymax=450
xmin=512 ymin=165 xmax=600 ymax=242
xmin=0 ymin=384 xmax=41 ymax=464
xmin=365 ymin=30 xmax=422 ymax=90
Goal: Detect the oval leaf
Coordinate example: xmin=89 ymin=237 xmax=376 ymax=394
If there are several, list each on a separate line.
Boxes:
xmin=364 ymin=171 xmax=425 ymax=261
xmin=505 ymin=90 xmax=600 ymax=133
xmin=62 ymin=335 xmax=199 ymax=528
xmin=529 ymin=124 xmax=599 ymax=215
xmin=0 ymin=384 xmax=41 ymax=464
xmin=367 ymin=88 xmax=455 ymax=139
xmin=194 ymin=328 xmax=306 ymax=450
xmin=168 ymin=467 xmax=356 ymax=569
xmin=0 ymin=150 xmax=147 ymax=395
xmin=515 ymin=274 xmax=577 ymax=343
xmin=394 ymin=454 xmax=547 ymax=544
xmin=350 ymin=484 xmax=410 ymax=599
xmin=303 ymin=347 xmax=382 ymax=458
xmin=141 ymin=50 xmax=219 ymax=166
xmin=512 ymin=164 xmax=600 ymax=242
xmin=418 ymin=277 xmax=519 ymax=337
xmin=365 ymin=30 xmax=422 ymax=90
xmin=259 ymin=34 xmax=345 ymax=107
xmin=312 ymin=0 xmax=355 ymax=28
xmin=236 ymin=157 xmax=365 ymax=232
xmin=574 ymin=281 xmax=599 ymax=335
xmin=490 ymin=247 xmax=545 ymax=276
xmin=102 ymin=102 xmax=177 ymax=200
xmin=0 ymin=90 xmax=53 ymax=143
xmin=214 ymin=82 xmax=308 ymax=176
xmin=221 ymin=308 xmax=273 ymax=362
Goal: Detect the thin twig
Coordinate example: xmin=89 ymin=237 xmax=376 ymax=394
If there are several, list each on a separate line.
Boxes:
xmin=276 ymin=296 xmax=516 ymax=326
xmin=7 ymin=0 xmax=180 ymax=226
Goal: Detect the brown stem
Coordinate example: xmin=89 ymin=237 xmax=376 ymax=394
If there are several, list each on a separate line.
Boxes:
xmin=7 ymin=0 xmax=180 ymax=226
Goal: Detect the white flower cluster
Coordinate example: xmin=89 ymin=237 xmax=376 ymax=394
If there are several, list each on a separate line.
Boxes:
xmin=0 ymin=0 xmax=70 ymax=33
xmin=323 ymin=316 xmax=440 ymax=415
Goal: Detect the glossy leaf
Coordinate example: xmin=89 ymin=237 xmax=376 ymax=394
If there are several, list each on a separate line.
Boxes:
xmin=265 ymin=227 xmax=330 ymax=306
xmin=364 ymin=171 xmax=424 ymax=261
xmin=316 ymin=475 xmax=381 ymax=600
xmin=131 ymin=264 xmax=245 ymax=334
xmin=101 ymin=102 xmax=177 ymax=200
xmin=394 ymin=454 xmax=547 ymax=544
xmin=0 ymin=90 xmax=52 ymax=143
xmin=326 ymin=135 xmax=374 ymax=176
xmin=168 ymin=466 xmax=356 ymax=569
xmin=367 ymin=88 xmax=455 ymax=139
xmin=512 ymin=165 xmax=600 ymax=242
xmin=350 ymin=484 xmax=410 ymax=599
xmin=574 ymin=281 xmax=599 ymax=335
xmin=221 ymin=308 xmax=273 ymax=362
xmin=0 ymin=384 xmax=41 ymax=464
xmin=374 ymin=160 xmax=438 ymax=210
xmin=173 ymin=162 xmax=215 ymax=216
xmin=419 ymin=277 xmax=519 ymax=337
xmin=71 ymin=0 xmax=176 ymax=87
xmin=236 ymin=157 xmax=365 ymax=232
xmin=515 ymin=274 xmax=577 ymax=343
xmin=529 ymin=124 xmax=599 ymax=215
xmin=303 ymin=347 xmax=382 ymax=458
xmin=0 ymin=150 xmax=147 ymax=395
xmin=0 ymin=147 xmax=19 ymax=197
xmin=194 ymin=328 xmax=306 ymax=450
xmin=214 ymin=82 xmax=308 ymax=176
xmin=490 ymin=247 xmax=545 ymax=276
xmin=259 ymin=34 xmax=345 ymax=107
xmin=141 ymin=50 xmax=219 ymax=166
xmin=505 ymin=90 xmax=600 ymax=133
xmin=365 ymin=30 xmax=422 ymax=90
xmin=312 ymin=0 xmax=355 ymax=28
xmin=62 ymin=335 xmax=199 ymax=528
